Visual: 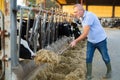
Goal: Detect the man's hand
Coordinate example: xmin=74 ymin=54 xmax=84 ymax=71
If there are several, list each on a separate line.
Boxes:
xmin=70 ymin=40 xmax=77 ymax=47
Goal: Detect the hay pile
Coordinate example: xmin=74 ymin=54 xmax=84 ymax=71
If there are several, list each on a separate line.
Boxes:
xmin=33 ymin=41 xmax=86 ymax=80
xmin=34 ymin=49 xmax=60 ymax=65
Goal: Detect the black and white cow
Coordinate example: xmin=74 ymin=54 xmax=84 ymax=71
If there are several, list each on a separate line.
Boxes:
xmin=17 ymin=19 xmax=35 ymax=59
xmin=17 ymin=19 xmax=34 ymax=40
xmin=57 ymin=20 xmax=81 ymax=39
xmin=57 ymin=22 xmax=73 ymax=38
xmin=71 ymin=22 xmax=81 ymax=39
xmin=19 ymin=38 xmax=35 ymax=59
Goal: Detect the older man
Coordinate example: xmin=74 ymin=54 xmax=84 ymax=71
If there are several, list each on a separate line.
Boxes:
xmin=70 ymin=4 xmax=112 ymax=80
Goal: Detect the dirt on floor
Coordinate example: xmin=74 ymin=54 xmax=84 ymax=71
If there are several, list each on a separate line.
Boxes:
xmin=33 ymin=40 xmax=87 ymax=80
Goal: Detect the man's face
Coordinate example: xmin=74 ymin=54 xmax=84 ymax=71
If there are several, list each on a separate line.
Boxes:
xmin=73 ymin=7 xmax=84 ymax=19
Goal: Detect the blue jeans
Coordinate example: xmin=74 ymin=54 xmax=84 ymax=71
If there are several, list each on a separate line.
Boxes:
xmin=86 ymin=39 xmax=110 ymax=64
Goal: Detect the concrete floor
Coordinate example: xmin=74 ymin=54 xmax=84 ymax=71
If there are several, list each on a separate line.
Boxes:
xmin=92 ymin=28 xmax=120 ymax=80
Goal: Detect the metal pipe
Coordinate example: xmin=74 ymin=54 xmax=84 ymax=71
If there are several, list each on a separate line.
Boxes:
xmin=10 ymin=0 xmax=18 ymax=67
xmin=26 ymin=10 xmax=32 ymax=41
xmin=46 ymin=10 xmax=54 ymax=45
xmin=33 ymin=15 xmax=41 ymax=52
xmin=0 ymin=10 xmax=5 ymax=80
xmin=19 ymin=6 xmax=64 ymax=16
xmin=17 ymin=7 xmax=23 ymax=61
xmin=44 ymin=0 xmax=46 ymax=8
xmin=4 ymin=0 xmax=18 ymax=80
xmin=19 ymin=6 xmax=32 ymax=10
xmin=0 ymin=11 xmax=5 ymax=59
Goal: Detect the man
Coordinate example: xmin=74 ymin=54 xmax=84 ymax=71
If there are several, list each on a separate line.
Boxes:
xmin=70 ymin=4 xmax=112 ymax=80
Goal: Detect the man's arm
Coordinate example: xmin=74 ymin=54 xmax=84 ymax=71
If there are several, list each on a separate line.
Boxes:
xmin=70 ymin=25 xmax=90 ymax=47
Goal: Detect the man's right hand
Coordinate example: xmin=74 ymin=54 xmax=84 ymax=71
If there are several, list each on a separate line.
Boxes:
xmin=70 ymin=40 xmax=77 ymax=47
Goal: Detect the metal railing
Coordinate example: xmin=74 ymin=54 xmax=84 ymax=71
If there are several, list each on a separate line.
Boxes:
xmin=17 ymin=6 xmax=74 ymax=53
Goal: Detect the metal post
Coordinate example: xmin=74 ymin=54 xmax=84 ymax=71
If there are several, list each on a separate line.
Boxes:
xmin=4 ymin=0 xmax=18 ymax=80
xmin=10 ymin=0 xmax=18 ymax=67
xmin=0 ymin=11 xmax=5 ymax=59
xmin=44 ymin=0 xmax=46 ymax=8
xmin=0 ymin=10 xmax=5 ymax=80
xmin=17 ymin=7 xmax=23 ymax=62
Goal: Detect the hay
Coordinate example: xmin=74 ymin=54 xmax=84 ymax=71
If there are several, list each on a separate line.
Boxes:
xmin=65 ymin=68 xmax=85 ymax=80
xmin=33 ymin=41 xmax=86 ymax=80
xmin=34 ymin=49 xmax=60 ymax=65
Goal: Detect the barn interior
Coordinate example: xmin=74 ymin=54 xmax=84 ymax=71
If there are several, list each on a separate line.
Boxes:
xmin=0 ymin=0 xmax=120 ymax=80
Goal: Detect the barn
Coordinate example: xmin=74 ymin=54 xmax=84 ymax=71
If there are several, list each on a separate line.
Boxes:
xmin=0 ymin=0 xmax=120 ymax=80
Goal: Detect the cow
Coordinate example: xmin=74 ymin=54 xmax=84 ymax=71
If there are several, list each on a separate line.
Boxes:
xmin=19 ymin=38 xmax=35 ymax=59
xmin=71 ymin=21 xmax=81 ymax=39
xmin=17 ymin=19 xmax=35 ymax=59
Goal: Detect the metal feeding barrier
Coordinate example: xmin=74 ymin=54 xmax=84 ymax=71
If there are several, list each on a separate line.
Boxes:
xmin=17 ymin=5 xmax=73 ymax=53
xmin=1 ymin=1 xmax=75 ymax=79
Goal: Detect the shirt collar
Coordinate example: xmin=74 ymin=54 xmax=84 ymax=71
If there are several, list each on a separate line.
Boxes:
xmin=80 ymin=10 xmax=87 ymax=21
xmin=83 ymin=10 xmax=87 ymax=18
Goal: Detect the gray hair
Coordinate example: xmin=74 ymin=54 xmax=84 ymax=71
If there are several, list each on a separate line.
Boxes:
xmin=73 ymin=4 xmax=84 ymax=10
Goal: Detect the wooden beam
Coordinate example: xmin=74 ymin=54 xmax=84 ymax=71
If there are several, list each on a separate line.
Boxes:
xmin=57 ymin=0 xmax=67 ymax=4
xmin=112 ymin=0 xmax=115 ymax=17
xmin=85 ymin=0 xmax=88 ymax=10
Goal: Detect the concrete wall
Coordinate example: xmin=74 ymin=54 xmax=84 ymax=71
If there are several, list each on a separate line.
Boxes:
xmin=62 ymin=5 xmax=120 ymax=17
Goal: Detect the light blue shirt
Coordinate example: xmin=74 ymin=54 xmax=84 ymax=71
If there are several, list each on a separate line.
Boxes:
xmin=81 ymin=11 xmax=107 ymax=43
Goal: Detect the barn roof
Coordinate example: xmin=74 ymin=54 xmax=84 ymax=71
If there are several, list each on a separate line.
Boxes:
xmin=56 ymin=0 xmax=120 ymax=6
